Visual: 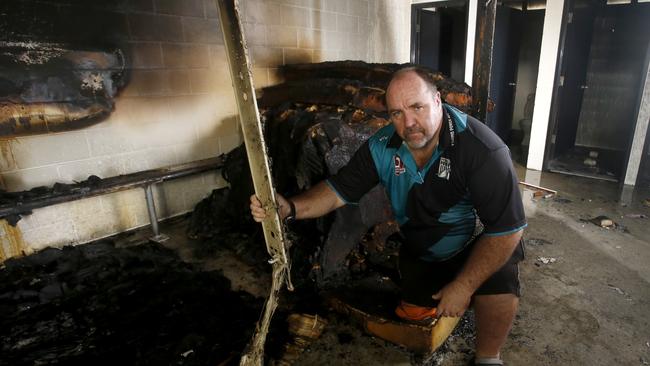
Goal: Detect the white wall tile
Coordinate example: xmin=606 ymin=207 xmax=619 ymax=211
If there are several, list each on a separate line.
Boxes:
xmin=2 ymin=166 xmax=60 ymax=191
xmin=21 ymin=221 xmax=78 ymax=252
xmin=58 ymin=157 xmax=124 ymax=183
xmin=11 ymin=133 xmax=91 ymax=169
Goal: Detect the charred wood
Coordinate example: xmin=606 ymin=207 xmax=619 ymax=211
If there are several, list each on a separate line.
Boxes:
xmin=273 ymin=61 xmax=477 ymax=113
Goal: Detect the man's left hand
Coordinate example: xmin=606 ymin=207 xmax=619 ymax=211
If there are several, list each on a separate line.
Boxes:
xmin=431 ymin=280 xmax=473 ymax=318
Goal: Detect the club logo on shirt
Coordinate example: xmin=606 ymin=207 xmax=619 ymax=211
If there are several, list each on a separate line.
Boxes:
xmin=438 ymin=157 xmax=451 ymax=180
xmin=394 ymin=155 xmax=406 ymax=176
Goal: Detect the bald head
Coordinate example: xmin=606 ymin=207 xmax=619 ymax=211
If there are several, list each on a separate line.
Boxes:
xmin=388 ymin=66 xmax=438 ymax=95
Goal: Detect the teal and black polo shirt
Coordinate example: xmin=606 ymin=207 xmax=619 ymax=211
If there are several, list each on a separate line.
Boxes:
xmin=326 ymin=104 xmax=527 ymax=261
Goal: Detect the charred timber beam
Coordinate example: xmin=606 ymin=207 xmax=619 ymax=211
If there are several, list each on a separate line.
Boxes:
xmin=217 ymin=1 xmax=292 ymax=366
xmin=258 ymin=68 xmax=475 ymax=113
xmin=0 ymin=157 xmax=224 ymax=220
xmin=471 ymin=0 xmax=497 ymax=121
xmin=281 ymin=61 xmax=401 ymax=86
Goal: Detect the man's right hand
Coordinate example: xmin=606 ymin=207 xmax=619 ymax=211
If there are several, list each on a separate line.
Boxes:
xmin=249 ymin=194 xmax=291 ymax=223
xmin=249 ymin=181 xmax=345 ymax=224
xmin=249 ymin=194 xmax=267 ymax=222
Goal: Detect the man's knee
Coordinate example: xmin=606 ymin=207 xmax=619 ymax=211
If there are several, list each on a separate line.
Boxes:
xmin=474 ymin=293 xmax=519 ymax=303
xmin=473 ymin=293 xmax=519 ymax=317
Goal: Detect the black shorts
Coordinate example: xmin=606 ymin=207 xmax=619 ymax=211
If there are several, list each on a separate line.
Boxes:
xmin=398 ymin=236 xmax=525 ymax=307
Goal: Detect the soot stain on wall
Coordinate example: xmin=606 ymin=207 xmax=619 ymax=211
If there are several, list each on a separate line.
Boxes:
xmin=0 ymin=0 xmax=134 ymax=137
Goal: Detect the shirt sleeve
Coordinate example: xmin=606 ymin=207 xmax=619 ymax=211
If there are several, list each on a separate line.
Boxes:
xmin=326 ymin=141 xmax=380 ymax=204
xmin=468 ymin=146 xmax=527 ymax=236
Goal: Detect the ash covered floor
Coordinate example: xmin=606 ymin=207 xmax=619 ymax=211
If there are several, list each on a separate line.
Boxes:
xmin=2 ymin=166 xmax=649 ymax=366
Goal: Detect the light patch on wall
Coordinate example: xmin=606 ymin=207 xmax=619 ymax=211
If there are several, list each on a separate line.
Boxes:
xmin=0 ymin=220 xmax=26 ymax=261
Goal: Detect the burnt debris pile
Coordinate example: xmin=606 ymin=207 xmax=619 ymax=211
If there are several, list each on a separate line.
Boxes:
xmin=0 ymin=240 xmax=261 ymax=366
xmin=188 ymin=61 xmax=475 ymax=287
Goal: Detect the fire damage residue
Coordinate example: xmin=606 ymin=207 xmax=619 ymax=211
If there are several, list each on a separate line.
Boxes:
xmin=0 ymin=240 xmax=263 ymax=366
xmin=187 ymin=61 xmax=476 ymax=288
xmin=183 ymin=61 xmax=482 ymax=361
xmin=0 ymin=41 xmax=128 ymax=137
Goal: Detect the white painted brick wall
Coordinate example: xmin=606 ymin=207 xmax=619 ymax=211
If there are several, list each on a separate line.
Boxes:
xmin=0 ymin=0 xmax=410 ymax=259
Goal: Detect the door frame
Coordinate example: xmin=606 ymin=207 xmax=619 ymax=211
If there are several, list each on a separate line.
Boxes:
xmin=623 ymin=30 xmax=650 ymax=185
xmin=410 ymin=0 xmax=469 ymax=70
xmin=543 ymin=0 xmax=650 ymax=185
xmin=541 ymin=0 xmax=572 ymax=171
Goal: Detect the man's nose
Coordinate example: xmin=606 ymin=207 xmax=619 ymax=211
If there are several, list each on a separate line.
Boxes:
xmin=404 ymin=112 xmax=417 ymax=127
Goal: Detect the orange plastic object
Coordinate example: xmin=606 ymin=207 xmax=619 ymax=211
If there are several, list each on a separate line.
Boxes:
xmin=395 ymin=301 xmax=437 ymax=322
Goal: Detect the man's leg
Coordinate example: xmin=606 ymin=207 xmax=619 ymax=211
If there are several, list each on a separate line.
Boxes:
xmin=473 ymin=293 xmax=519 ymax=359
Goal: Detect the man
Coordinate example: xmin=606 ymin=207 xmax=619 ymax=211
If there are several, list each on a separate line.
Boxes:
xmin=250 ymin=67 xmax=526 ymax=366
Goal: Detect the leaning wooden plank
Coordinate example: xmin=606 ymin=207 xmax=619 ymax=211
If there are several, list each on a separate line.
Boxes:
xmin=216 ymin=1 xmax=293 ymax=366
xmin=518 ymin=181 xmax=558 ymax=194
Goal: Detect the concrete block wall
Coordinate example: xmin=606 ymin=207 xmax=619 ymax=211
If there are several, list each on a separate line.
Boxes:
xmin=0 ymin=0 xmax=411 ymax=260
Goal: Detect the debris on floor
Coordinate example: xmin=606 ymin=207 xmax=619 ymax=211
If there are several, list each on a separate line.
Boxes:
xmin=274 ymin=313 xmax=328 ymax=366
xmin=533 ymin=190 xmax=555 ymax=200
xmin=643 ymin=198 xmax=650 ymax=207
xmin=583 ymin=157 xmax=597 ymax=167
xmin=607 ymin=284 xmax=627 ymax=296
xmin=553 ymin=197 xmax=572 ymax=204
xmin=589 ymin=215 xmax=615 ymax=228
xmin=624 ymin=213 xmax=647 ymax=219
xmin=536 ymin=257 xmax=557 ymax=265
xmin=0 ymin=240 xmax=263 ymax=365
xmin=526 ymin=238 xmax=552 ymax=246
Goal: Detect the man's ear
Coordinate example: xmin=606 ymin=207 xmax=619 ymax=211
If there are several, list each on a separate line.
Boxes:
xmin=433 ymin=91 xmax=441 ymax=104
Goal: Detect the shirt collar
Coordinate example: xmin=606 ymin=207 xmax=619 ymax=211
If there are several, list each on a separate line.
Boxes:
xmin=438 ymin=104 xmax=456 ymax=150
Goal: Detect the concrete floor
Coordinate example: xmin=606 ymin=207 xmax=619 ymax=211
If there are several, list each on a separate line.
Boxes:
xmin=155 ymin=166 xmax=650 ymax=365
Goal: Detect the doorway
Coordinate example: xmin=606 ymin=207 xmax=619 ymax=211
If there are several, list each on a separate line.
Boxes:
xmin=487 ymin=1 xmax=545 ymax=165
xmin=411 ymin=1 xmax=468 ymax=82
xmin=546 ymin=0 xmax=650 ymax=182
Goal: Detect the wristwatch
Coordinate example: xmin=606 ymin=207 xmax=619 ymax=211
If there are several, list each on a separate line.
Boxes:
xmin=283 ymin=199 xmax=296 ymax=225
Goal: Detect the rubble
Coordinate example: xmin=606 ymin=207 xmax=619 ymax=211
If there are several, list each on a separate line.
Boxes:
xmin=273 ymin=313 xmax=328 ymax=366
xmin=526 ymin=238 xmax=552 ymax=246
xmin=624 ymin=214 xmax=647 ymax=219
xmin=536 ymin=257 xmax=557 ymax=265
xmin=590 ymin=216 xmax=615 ymax=228
xmin=0 ymin=240 xmax=263 ymax=365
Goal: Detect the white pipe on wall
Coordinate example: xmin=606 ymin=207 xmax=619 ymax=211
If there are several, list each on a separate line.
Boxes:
xmin=465 ymin=0 xmax=477 ymax=86
xmin=527 ymin=0 xmax=565 ymax=171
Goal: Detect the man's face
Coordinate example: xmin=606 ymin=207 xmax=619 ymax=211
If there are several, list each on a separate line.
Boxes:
xmin=386 ymin=72 xmax=443 ymax=151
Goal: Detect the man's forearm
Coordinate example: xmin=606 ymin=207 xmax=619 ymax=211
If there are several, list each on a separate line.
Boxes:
xmin=283 ymin=181 xmax=345 ymax=220
xmin=454 ymin=230 xmax=523 ymax=293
